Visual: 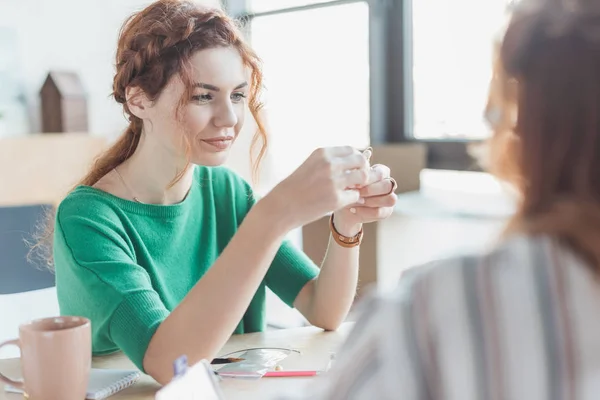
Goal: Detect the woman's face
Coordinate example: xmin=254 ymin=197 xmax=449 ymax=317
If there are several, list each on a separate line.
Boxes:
xmin=145 ymin=46 xmax=249 ymax=166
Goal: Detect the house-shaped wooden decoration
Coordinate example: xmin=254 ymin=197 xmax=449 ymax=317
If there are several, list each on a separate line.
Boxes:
xmin=40 ymin=71 xmax=88 ymax=133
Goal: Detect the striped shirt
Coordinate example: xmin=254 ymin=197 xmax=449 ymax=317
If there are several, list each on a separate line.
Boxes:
xmin=291 ymin=234 xmax=600 ymax=400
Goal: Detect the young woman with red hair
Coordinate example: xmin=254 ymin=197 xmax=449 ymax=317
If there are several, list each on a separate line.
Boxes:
xmin=42 ymin=0 xmax=397 ymax=384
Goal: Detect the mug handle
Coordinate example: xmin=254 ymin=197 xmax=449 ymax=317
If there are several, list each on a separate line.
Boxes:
xmin=0 ymin=339 xmax=24 ymax=389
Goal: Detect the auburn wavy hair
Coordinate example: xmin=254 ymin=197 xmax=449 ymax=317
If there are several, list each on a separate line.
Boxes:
xmin=31 ymin=0 xmax=266 ymax=267
xmin=486 ymin=0 xmax=600 ymax=268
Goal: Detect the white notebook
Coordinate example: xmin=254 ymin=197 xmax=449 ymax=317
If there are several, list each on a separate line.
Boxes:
xmin=4 ymin=368 xmax=141 ymax=400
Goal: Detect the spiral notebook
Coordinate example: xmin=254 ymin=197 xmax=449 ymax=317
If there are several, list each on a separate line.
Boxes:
xmin=4 ymin=368 xmax=141 ymax=400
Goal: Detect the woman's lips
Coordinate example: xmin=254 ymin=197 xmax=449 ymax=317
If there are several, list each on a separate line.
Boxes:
xmin=201 ymin=137 xmax=233 ymax=150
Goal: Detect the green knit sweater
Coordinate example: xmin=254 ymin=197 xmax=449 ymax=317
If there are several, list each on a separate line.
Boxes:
xmin=53 ymin=166 xmax=319 ymax=371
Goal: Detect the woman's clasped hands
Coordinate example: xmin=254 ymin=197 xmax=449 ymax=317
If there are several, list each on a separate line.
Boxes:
xmin=269 ymin=146 xmax=398 ymax=235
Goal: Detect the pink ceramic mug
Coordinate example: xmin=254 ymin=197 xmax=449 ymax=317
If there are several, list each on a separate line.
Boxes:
xmin=0 ymin=316 xmax=91 ymax=400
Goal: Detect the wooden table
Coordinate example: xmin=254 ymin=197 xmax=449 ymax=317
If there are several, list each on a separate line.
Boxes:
xmin=0 ymin=324 xmax=352 ymax=400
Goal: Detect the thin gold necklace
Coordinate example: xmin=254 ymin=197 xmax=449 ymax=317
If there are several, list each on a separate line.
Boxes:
xmin=113 ymin=167 xmax=142 ymax=203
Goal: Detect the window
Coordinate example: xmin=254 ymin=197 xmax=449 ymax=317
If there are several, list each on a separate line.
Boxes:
xmin=230 ymin=0 xmax=513 ymax=170
xmin=411 ymin=0 xmax=511 ymax=140
xmin=230 ymin=0 xmax=370 ymax=328
xmin=246 ymin=1 xmax=370 ymax=177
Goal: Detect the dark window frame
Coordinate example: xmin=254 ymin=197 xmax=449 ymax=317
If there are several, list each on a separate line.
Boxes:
xmin=225 ymin=0 xmax=483 ymax=171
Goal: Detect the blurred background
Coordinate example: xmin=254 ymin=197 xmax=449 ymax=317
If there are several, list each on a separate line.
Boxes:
xmin=0 ymin=0 xmax=517 ymax=354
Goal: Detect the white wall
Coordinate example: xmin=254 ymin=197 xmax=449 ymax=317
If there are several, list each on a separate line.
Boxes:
xmin=0 ymin=0 xmax=221 ymax=138
xmin=1 ymin=0 xmax=149 ymax=136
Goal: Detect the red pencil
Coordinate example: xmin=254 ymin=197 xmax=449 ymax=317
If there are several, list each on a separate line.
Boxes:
xmin=263 ymin=370 xmax=321 ymax=377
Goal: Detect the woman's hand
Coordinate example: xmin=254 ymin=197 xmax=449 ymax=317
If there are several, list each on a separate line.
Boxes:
xmin=331 ymin=163 xmax=397 ymax=236
xmin=266 ymin=146 xmax=371 ymax=231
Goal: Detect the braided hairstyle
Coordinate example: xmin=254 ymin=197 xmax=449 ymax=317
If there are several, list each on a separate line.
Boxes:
xmin=31 ymin=0 xmax=266 ymax=268
xmin=486 ymin=0 xmax=600 ymax=269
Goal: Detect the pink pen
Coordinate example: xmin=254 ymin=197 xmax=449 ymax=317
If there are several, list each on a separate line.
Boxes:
xmin=263 ymin=370 xmax=322 ymax=377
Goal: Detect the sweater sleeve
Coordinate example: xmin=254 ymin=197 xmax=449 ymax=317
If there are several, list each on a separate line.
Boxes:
xmin=266 ymin=240 xmax=320 ymax=308
xmin=229 ymin=170 xmax=320 ymax=308
xmin=54 ymin=201 xmax=169 ymax=372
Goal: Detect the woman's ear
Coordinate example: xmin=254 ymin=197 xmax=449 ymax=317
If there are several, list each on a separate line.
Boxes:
xmin=126 ymin=86 xmax=151 ymax=119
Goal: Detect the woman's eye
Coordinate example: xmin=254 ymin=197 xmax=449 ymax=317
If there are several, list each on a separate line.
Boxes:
xmin=231 ymin=92 xmax=247 ymax=103
xmin=192 ymin=94 xmax=212 ymax=103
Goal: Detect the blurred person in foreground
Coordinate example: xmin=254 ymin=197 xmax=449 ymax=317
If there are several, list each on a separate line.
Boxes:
xmin=296 ymin=0 xmax=600 ymax=399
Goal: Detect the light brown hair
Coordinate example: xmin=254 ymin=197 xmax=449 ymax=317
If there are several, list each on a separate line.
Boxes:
xmin=486 ymin=0 xmax=600 ymax=267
